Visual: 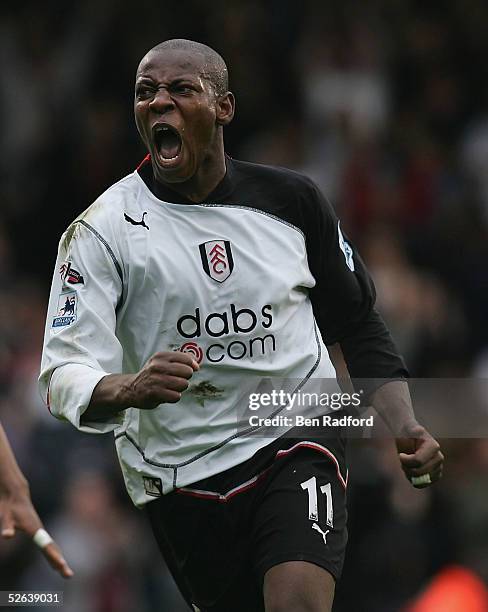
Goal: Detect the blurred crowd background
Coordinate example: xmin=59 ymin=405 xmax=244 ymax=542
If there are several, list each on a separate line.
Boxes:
xmin=1 ymin=1 xmax=488 ymax=610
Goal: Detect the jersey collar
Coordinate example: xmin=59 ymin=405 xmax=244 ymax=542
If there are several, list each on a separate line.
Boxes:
xmin=137 ymin=154 xmax=235 ymax=205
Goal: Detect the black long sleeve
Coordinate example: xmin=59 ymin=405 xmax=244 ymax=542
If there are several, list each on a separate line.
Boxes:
xmin=301 ymin=181 xmax=408 ymax=391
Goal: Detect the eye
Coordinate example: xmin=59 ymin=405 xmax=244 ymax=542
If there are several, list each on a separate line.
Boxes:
xmin=135 ymin=86 xmax=154 ymax=100
xmin=173 ymin=84 xmax=194 ymax=94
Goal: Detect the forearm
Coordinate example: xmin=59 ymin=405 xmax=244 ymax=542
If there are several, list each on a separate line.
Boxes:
xmin=0 ymin=425 xmax=28 ymax=495
xmin=370 ymin=380 xmax=418 ymax=436
xmin=329 ymin=343 xmax=416 ymax=435
xmin=327 ymin=343 xmax=354 ymax=394
xmin=82 ymin=373 xmax=136 ymax=421
xmin=338 ymin=311 xmax=414 ymax=434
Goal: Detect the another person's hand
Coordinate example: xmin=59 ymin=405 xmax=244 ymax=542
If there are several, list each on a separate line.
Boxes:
xmin=1 ymin=483 xmax=73 ymax=578
xmin=396 ymin=423 xmax=444 ymax=488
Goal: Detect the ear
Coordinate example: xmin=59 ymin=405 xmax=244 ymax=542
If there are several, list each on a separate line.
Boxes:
xmin=216 ymin=91 xmax=235 ymax=126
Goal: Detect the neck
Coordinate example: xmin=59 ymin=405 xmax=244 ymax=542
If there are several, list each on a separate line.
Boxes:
xmin=153 ymin=144 xmax=227 ymax=204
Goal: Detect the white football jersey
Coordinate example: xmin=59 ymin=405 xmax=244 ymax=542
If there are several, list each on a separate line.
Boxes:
xmin=39 ymin=157 xmax=405 ymax=506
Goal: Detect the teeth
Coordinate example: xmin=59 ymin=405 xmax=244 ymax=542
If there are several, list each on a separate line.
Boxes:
xmin=154 ymin=125 xmax=181 ymax=161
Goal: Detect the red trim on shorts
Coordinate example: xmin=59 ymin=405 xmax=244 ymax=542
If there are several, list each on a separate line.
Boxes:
xmin=176 ymin=440 xmax=348 ymax=501
xmin=275 ymin=441 xmax=348 ymax=489
xmin=177 ymin=467 xmax=271 ymax=502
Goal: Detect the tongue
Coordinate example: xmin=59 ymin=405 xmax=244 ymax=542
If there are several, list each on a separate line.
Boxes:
xmin=159 ymin=131 xmax=181 ymax=159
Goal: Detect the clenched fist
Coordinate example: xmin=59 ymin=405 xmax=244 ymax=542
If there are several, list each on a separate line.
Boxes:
xmin=396 ymin=423 xmax=444 ymax=488
xmin=86 ymin=351 xmax=200 ymax=420
xmin=128 ymin=351 xmax=200 ymax=409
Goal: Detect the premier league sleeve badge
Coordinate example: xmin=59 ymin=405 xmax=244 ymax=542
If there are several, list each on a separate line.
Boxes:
xmin=52 ymin=292 xmax=77 ymax=328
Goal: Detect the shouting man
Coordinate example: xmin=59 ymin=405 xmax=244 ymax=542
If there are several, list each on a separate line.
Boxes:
xmin=40 ymin=39 xmax=443 ymax=611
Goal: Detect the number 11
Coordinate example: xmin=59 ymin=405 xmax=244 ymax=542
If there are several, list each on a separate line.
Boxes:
xmin=300 ymin=476 xmax=333 ymax=527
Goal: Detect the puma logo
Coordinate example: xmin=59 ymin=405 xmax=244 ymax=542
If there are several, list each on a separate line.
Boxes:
xmin=124 ymin=211 xmax=149 ymax=230
xmin=312 ymin=523 xmax=330 ymax=545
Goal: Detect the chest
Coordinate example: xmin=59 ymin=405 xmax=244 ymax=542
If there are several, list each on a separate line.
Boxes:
xmin=125 ymin=204 xmax=313 ymax=313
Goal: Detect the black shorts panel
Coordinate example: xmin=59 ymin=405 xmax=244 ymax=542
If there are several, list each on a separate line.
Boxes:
xmin=252 ymin=445 xmax=348 ymax=584
xmin=146 ymin=433 xmax=348 ymax=611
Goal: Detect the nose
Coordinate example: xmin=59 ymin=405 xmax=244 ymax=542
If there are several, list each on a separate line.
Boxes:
xmin=149 ymin=87 xmax=175 ymax=113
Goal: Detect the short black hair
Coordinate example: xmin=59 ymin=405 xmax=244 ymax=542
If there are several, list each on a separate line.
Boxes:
xmin=146 ymin=39 xmax=228 ymax=95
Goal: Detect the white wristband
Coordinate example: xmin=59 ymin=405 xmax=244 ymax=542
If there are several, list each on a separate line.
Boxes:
xmin=411 ymin=474 xmax=432 ymax=486
xmin=33 ymin=528 xmax=53 ymax=549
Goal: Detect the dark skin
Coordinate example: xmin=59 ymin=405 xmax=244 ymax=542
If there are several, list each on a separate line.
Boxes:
xmin=134 ymin=48 xmax=235 ymax=202
xmin=0 ymin=425 xmax=73 ymax=578
xmin=328 ymin=344 xmax=444 ymax=487
xmin=84 ymin=48 xmax=233 ymax=422
xmin=84 ymin=47 xmax=443 ymax=612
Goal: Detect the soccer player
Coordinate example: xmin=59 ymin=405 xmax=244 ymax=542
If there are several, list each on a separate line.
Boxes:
xmin=0 ymin=423 xmax=73 ymax=578
xmin=39 ymin=39 xmax=443 ymax=611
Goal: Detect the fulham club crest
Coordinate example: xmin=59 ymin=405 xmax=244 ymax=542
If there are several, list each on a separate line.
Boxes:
xmin=199 ymin=240 xmax=234 ymax=282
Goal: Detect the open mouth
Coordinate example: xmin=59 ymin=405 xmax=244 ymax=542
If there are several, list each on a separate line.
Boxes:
xmin=153 ymin=124 xmax=182 ymax=162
